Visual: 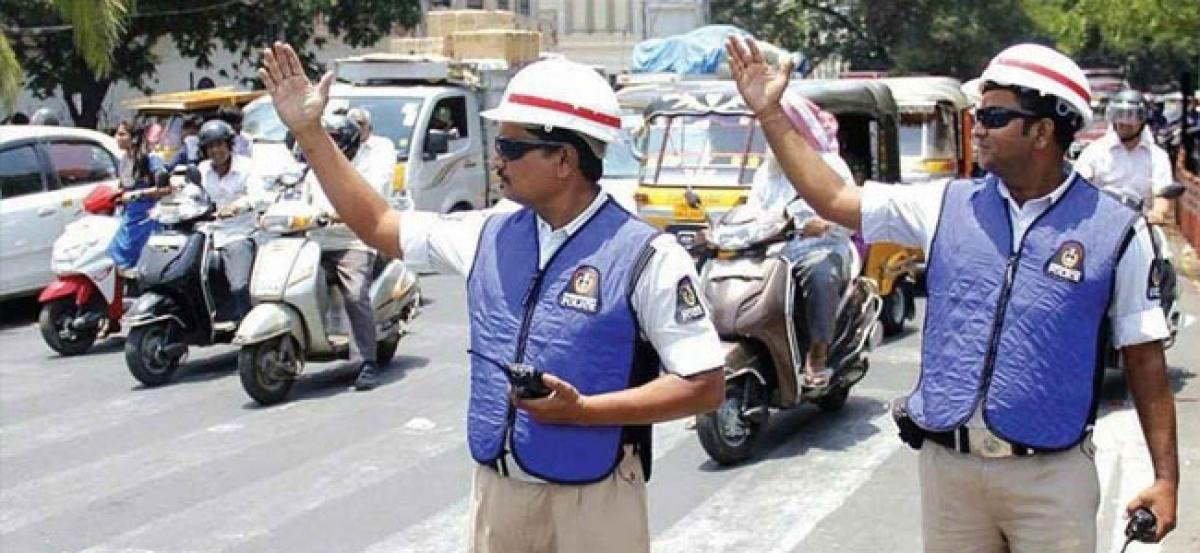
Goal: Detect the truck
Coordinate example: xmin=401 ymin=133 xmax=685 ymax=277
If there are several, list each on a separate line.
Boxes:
xmin=241 ymin=54 xmax=517 ymax=213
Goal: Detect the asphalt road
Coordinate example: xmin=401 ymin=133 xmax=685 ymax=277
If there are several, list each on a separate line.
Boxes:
xmin=0 ymin=268 xmax=1196 ymax=552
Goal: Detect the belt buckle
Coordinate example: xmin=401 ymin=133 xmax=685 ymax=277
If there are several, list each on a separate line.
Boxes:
xmin=969 ymin=429 xmax=1014 ymax=458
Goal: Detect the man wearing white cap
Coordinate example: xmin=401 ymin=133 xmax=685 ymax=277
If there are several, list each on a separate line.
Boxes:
xmin=258 ymin=42 xmax=724 ymax=552
xmin=726 ymin=38 xmax=1178 ymax=551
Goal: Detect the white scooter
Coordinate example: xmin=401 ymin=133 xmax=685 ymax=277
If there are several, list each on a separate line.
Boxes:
xmin=233 ymin=172 xmax=422 ymax=405
xmin=38 ymin=185 xmax=150 ymax=355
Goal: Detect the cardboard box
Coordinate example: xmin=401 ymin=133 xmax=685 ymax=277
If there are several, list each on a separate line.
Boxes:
xmin=387 ymin=37 xmax=447 ymax=57
xmin=427 ymin=10 xmax=517 ymax=38
xmin=448 ymin=30 xmax=541 ymax=65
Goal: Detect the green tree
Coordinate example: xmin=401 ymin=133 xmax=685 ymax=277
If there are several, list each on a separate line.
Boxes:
xmin=2 ymin=0 xmax=421 ymax=128
xmin=1 ymin=0 xmax=129 ymax=113
xmin=711 ymin=0 xmax=1043 ymax=80
xmin=1023 ymin=0 xmax=1200 ymax=88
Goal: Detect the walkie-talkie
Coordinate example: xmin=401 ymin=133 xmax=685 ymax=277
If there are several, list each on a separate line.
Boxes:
xmin=1120 ymin=507 xmax=1157 ymax=553
xmin=468 ymin=350 xmax=552 ymax=399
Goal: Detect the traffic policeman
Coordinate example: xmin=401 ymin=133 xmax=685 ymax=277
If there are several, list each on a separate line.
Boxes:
xmin=726 ymin=38 xmax=1179 ymax=551
xmin=258 ymin=42 xmax=725 ymax=553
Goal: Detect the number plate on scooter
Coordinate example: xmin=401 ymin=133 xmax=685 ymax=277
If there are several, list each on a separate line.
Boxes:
xmin=146 ymin=234 xmax=187 ymax=249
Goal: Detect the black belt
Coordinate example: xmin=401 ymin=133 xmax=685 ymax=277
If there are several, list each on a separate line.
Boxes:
xmin=922 ymin=427 xmax=1036 ymax=458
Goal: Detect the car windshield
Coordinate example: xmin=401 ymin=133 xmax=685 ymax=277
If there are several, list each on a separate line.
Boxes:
xmin=328 ymin=96 xmax=425 ymax=161
xmin=640 ymin=113 xmax=766 ymax=187
xmin=242 ymin=101 xmax=288 ymax=142
xmin=603 ymin=130 xmax=641 ymax=178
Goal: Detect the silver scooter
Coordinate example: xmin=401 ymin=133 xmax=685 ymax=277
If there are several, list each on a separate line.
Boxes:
xmin=233 ymin=172 xmax=421 ymax=405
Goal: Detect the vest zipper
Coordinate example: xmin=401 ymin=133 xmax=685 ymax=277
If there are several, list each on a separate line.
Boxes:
xmin=973 ymin=177 xmax=1076 ymax=426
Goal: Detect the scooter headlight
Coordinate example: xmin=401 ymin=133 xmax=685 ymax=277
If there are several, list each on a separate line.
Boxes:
xmin=260 ymin=214 xmax=316 ymax=234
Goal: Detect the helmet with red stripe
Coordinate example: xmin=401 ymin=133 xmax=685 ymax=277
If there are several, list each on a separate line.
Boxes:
xmin=481 ymin=58 xmax=621 ymax=154
xmin=965 ymin=43 xmax=1093 ymax=127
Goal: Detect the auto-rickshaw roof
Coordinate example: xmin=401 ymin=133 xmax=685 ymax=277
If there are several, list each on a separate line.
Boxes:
xmin=879 ymin=77 xmax=970 ymax=113
xmin=121 ymin=87 xmax=264 ymax=113
xmin=635 ymin=78 xmax=899 ymax=120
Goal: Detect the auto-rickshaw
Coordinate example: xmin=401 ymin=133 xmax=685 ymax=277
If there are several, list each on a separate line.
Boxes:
xmin=628 ymin=78 xmax=918 ymax=335
xmin=121 ymin=87 xmax=264 ymax=162
xmin=879 ymin=77 xmax=974 ymax=182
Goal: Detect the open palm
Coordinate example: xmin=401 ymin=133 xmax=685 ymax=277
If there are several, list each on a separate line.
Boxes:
xmin=725 ymin=37 xmax=793 ymax=117
xmin=258 ymin=42 xmax=332 ymax=134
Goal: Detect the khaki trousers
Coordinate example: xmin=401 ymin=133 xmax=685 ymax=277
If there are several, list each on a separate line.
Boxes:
xmin=469 ymin=447 xmax=649 ymax=553
xmin=919 ymin=437 xmax=1100 ymax=553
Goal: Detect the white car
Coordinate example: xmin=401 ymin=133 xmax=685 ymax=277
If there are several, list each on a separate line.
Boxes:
xmin=0 ymin=125 xmax=122 ymax=299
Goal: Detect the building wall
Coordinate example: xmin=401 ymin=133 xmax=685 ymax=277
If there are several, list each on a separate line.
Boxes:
xmin=539 ymin=0 xmax=708 ymax=73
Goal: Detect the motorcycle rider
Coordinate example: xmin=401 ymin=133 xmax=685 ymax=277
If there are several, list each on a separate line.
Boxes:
xmin=1075 ymin=89 xmax=1176 ymax=223
xmin=165 ymin=116 xmax=203 ymax=172
xmin=747 ymin=96 xmax=855 ymax=388
xmin=299 ymin=114 xmax=391 ymax=391
xmin=110 ymin=120 xmax=172 ymax=279
xmin=197 ymin=119 xmax=261 ymax=321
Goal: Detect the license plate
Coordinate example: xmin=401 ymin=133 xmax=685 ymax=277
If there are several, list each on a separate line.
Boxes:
xmin=146 ymin=234 xmax=187 ymax=248
xmin=673 ymin=204 xmax=703 ymax=220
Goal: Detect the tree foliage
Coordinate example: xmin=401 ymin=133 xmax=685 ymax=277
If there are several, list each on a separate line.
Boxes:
xmin=713 ymin=0 xmax=1197 ymax=85
xmin=2 ymin=0 xmax=421 ymax=127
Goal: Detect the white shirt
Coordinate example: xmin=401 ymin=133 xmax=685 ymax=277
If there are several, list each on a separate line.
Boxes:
xmin=860 ymin=173 xmax=1169 ymax=429
xmin=1074 ymin=127 xmax=1174 ymax=209
xmin=400 ymin=190 xmax=726 ymax=377
xmin=748 ymin=151 xmax=856 ymax=255
xmin=198 ymin=155 xmax=263 ymax=247
xmin=303 ymin=143 xmax=392 ymax=251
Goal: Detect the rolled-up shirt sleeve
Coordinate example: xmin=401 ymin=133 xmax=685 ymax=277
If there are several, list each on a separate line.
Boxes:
xmin=1109 ymin=218 xmax=1171 ymax=348
xmin=631 ymin=235 xmax=726 ymax=377
xmin=399 ymin=210 xmax=489 ymax=277
xmin=859 ymin=181 xmax=947 ymax=251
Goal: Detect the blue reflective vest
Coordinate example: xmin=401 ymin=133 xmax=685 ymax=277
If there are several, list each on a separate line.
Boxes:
xmin=466 ymin=198 xmax=661 ymax=484
xmin=908 ymin=174 xmax=1139 ymax=450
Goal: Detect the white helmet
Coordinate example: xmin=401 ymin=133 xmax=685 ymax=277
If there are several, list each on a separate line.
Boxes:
xmin=964 ymin=43 xmax=1093 ymax=126
xmin=481 ymin=58 xmax=622 ymax=151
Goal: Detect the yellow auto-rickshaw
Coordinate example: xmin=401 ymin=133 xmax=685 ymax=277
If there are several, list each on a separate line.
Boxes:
xmin=121 ymin=87 xmax=264 ymax=162
xmin=879 ymin=77 xmax=974 ymax=182
xmin=628 ymin=78 xmax=919 ymax=335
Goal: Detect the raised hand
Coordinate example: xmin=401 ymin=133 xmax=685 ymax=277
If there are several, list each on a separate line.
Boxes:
xmin=257 ymin=41 xmax=332 ymax=135
xmin=725 ymin=36 xmax=794 ymax=118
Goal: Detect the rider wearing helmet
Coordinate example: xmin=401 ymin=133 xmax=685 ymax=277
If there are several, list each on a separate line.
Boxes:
xmin=726 ymin=38 xmax=1177 ymax=549
xmin=197 ymin=118 xmax=262 ymax=320
xmin=1075 ymin=89 xmax=1176 ymax=223
xmin=260 ymin=42 xmax=723 ymax=551
xmin=30 ymin=107 xmax=62 ymax=126
xmin=300 ymin=113 xmax=392 ymax=391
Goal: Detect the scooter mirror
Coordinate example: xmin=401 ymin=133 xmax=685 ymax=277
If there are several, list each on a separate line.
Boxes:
xmin=184 ymin=165 xmax=202 ymax=186
xmin=154 ymin=169 xmax=171 ymax=188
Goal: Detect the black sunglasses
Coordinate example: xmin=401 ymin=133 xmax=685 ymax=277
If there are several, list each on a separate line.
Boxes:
xmin=974 ymin=106 xmax=1042 ymax=129
xmin=494 ymin=136 xmax=567 ymax=161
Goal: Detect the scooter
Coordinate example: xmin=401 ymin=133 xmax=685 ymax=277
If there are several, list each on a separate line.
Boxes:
xmin=123 ymin=171 xmax=254 ymax=387
xmin=233 ymin=171 xmax=421 ymax=405
xmin=38 ymin=185 xmax=148 ymax=355
xmin=694 ymin=204 xmax=883 ymax=465
xmin=1100 ymin=182 xmax=1186 ymax=371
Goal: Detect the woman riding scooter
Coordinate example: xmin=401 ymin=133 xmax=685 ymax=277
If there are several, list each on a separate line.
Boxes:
xmin=110 ymin=121 xmax=173 ymax=279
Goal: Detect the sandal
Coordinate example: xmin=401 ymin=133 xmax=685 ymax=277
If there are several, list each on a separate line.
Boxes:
xmin=804 ymin=368 xmax=834 ymax=388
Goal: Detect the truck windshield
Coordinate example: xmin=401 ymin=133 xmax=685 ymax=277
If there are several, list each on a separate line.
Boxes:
xmin=641 ymin=113 xmax=766 ymax=187
xmin=242 ymin=96 xmax=425 ymax=160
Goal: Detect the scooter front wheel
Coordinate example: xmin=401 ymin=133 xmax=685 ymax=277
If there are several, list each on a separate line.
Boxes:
xmin=697 ymin=379 xmax=765 ymax=465
xmin=239 ymin=335 xmax=299 ymax=406
xmin=125 ymin=322 xmax=182 ymax=386
xmin=39 ymin=297 xmax=101 ymax=356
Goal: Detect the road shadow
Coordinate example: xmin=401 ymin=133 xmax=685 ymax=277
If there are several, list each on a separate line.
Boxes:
xmin=696 ymin=395 xmax=888 ymax=472
xmin=0 ymin=297 xmax=39 ymax=329
xmin=238 ymin=353 xmax=432 ymax=409
xmin=1097 ymin=363 xmax=1195 ymax=408
xmin=127 ymin=349 xmax=240 ymax=391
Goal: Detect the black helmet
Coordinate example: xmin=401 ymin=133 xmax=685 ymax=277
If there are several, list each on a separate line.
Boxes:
xmin=322 ymin=114 xmax=362 ymax=161
xmin=30 ymin=107 xmax=62 ymax=126
xmin=198 ymin=119 xmax=235 ymax=153
xmin=1107 ymin=89 xmax=1147 ymax=124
